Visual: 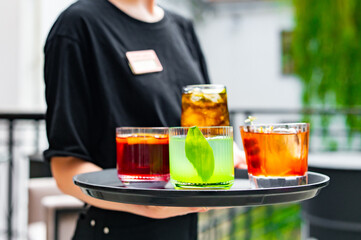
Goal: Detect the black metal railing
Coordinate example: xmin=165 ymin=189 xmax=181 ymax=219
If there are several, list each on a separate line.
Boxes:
xmin=0 ymin=112 xmax=44 ymax=240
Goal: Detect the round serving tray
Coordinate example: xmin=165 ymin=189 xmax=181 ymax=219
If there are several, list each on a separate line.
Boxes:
xmin=73 ymin=169 xmax=329 ymax=207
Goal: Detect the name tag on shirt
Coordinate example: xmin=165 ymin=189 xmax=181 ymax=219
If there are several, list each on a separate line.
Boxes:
xmin=126 ymin=50 xmax=163 ymax=75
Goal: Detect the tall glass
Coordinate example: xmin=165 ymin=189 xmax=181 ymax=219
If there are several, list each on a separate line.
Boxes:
xmin=240 ymin=123 xmax=310 ymax=188
xmin=169 ymin=126 xmax=234 ymax=189
xmin=181 ymin=84 xmax=230 ymax=127
xmin=116 ymin=127 xmax=169 ymax=188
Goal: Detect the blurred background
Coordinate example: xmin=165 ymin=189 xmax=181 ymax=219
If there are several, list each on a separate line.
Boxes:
xmin=1 ymin=0 xmax=360 ymax=239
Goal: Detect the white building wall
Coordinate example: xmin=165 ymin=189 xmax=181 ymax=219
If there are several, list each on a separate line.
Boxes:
xmin=0 ymin=0 xmax=21 ymax=111
xmin=0 ymin=0 xmax=75 ymax=112
xmin=198 ymin=5 xmax=300 ymax=110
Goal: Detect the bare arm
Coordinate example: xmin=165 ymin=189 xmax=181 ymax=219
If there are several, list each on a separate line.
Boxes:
xmin=51 ymin=156 xmax=207 ymax=219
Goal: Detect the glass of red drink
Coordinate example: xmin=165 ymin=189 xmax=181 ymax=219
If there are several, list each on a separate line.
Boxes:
xmin=116 ymin=127 xmax=169 ymax=188
xmin=240 ymin=123 xmax=310 ymax=188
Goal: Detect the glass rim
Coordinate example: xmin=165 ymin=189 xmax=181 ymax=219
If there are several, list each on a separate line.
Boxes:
xmin=240 ymin=123 xmax=309 ymax=128
xmin=182 ymin=84 xmax=227 ymax=92
xmin=183 ymin=84 xmax=226 ymax=90
xmin=116 ymin=127 xmax=169 ymax=130
xmin=170 ymin=126 xmax=233 ymax=130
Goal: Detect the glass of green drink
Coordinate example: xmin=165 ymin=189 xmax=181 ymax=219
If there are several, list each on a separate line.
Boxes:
xmin=169 ymin=126 xmax=234 ymax=189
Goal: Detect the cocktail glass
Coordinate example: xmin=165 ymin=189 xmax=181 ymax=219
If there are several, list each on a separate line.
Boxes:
xmin=116 ymin=127 xmax=169 ymax=188
xmin=169 ymin=126 xmax=234 ymax=189
xmin=240 ymin=123 xmax=310 ymax=188
xmin=181 ymin=85 xmax=230 ymax=127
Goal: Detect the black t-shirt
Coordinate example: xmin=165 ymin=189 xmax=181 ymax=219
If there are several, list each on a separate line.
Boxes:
xmin=43 ymin=0 xmax=209 ymax=239
xmin=44 ymin=0 xmax=210 ymax=167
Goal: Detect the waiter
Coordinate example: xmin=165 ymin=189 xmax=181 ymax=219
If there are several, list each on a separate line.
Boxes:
xmin=44 ymin=0 xmax=213 ymax=239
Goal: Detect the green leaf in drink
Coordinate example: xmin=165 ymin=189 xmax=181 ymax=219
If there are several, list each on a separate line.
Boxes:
xmin=185 ymin=126 xmax=215 ymax=182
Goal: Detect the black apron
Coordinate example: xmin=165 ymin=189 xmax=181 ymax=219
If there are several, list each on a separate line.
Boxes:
xmin=72 ymin=206 xmax=198 ymax=240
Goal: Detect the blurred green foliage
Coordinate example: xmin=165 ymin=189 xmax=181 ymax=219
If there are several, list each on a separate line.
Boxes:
xmin=223 ymin=205 xmax=301 ymax=240
xmin=292 ymin=0 xmax=361 ymax=145
xmin=199 ymin=204 xmax=301 ymax=240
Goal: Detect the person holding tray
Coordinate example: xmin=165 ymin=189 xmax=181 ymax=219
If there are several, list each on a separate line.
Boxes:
xmin=44 ymin=0 xmax=245 ymax=239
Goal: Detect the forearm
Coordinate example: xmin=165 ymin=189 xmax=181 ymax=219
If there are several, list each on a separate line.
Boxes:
xmin=51 ymin=157 xmax=122 ymax=210
xmin=50 ymin=156 xmax=206 ymax=218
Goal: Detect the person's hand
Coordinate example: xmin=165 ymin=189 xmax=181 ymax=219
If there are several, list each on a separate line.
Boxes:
xmin=233 ymin=142 xmax=247 ymax=169
xmin=128 ymin=205 xmax=209 ymax=219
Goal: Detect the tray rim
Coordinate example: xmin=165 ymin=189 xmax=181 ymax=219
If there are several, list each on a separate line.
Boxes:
xmin=73 ymin=169 xmax=330 ymax=197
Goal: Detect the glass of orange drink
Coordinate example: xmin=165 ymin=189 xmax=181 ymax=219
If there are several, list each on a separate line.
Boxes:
xmin=181 ymin=85 xmax=230 ymax=127
xmin=240 ymin=123 xmax=310 ymax=188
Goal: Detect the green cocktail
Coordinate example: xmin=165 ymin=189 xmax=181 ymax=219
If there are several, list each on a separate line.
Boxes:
xmin=169 ymin=126 xmax=234 ymax=189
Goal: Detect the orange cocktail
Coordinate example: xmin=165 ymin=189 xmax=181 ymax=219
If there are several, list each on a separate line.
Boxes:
xmin=240 ymin=123 xmax=309 ymax=188
xmin=181 ymin=85 xmax=229 ymax=127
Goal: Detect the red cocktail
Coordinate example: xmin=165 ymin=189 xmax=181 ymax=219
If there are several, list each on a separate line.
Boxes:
xmin=116 ymin=128 xmax=169 ymax=188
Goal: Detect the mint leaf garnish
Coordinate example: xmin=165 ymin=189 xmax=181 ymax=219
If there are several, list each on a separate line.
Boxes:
xmin=185 ymin=126 xmax=215 ymax=182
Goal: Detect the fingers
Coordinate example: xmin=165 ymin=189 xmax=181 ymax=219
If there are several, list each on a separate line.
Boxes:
xmin=139 ymin=206 xmax=209 ymax=219
xmin=235 ymin=162 xmax=248 ymax=169
xmin=198 ymin=207 xmax=209 ymax=212
xmin=233 ymin=145 xmax=248 ymax=169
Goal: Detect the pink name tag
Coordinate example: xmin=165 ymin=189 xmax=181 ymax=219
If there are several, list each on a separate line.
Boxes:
xmin=126 ymin=50 xmax=163 ymax=75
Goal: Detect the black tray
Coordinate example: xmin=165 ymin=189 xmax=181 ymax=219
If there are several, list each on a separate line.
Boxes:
xmin=73 ymin=169 xmax=329 ymax=207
